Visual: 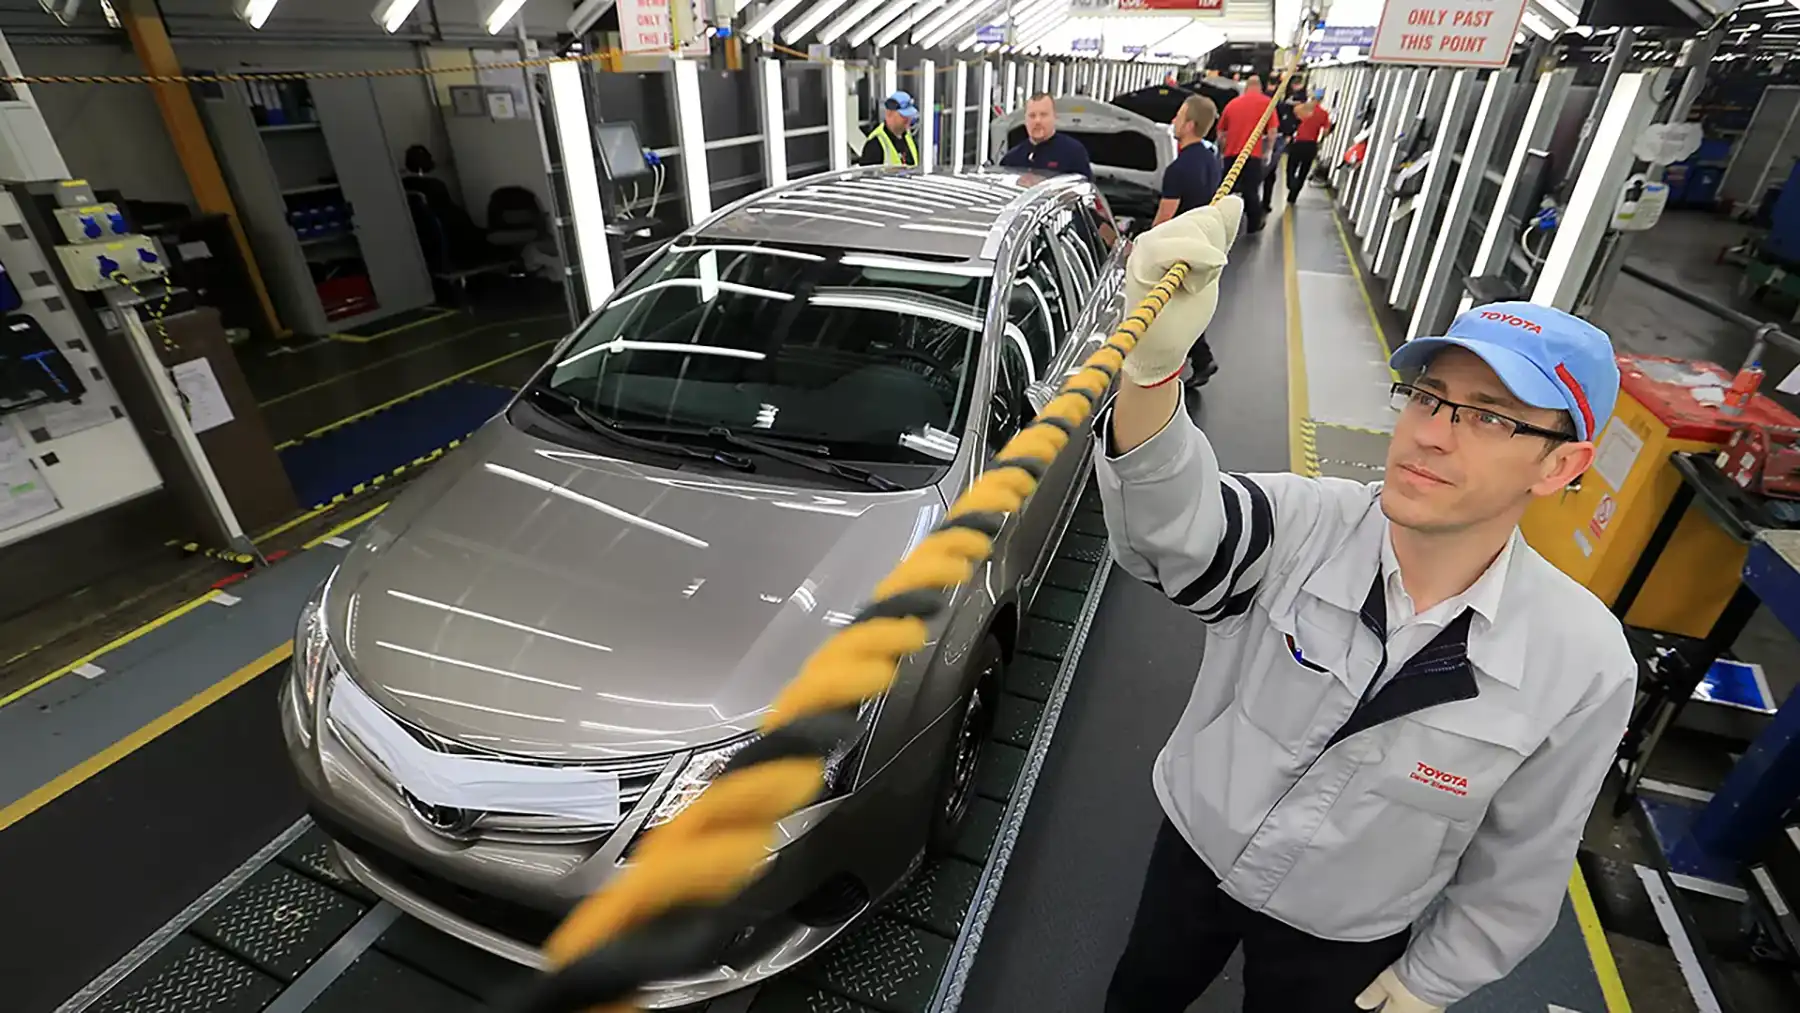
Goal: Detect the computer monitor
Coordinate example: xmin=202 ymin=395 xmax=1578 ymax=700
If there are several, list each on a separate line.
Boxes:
xmin=595 ymin=120 xmax=650 ymax=181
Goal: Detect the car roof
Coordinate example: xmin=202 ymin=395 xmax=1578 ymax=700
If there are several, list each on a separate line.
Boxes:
xmin=694 ymin=166 xmax=1086 ymax=263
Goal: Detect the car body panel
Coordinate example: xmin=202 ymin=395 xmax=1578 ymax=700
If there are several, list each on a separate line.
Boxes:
xmin=285 ymin=165 xmax=1128 ymax=1006
xmin=330 ymin=420 xmax=946 ymax=758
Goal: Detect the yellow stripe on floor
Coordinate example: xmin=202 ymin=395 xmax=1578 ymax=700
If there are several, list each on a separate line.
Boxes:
xmin=0 ymin=642 xmax=293 ymax=833
xmin=1569 ymin=864 xmax=1634 ymax=1013
xmin=1330 ymin=201 xmax=1401 ymax=380
xmin=0 ymin=591 xmax=221 ymax=711
xmin=1283 ymin=212 xmax=1320 ymax=478
xmin=274 ymin=338 xmax=552 ymax=450
xmin=302 ymin=502 xmax=390 ymax=550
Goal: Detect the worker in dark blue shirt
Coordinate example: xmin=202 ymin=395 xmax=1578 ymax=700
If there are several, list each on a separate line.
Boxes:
xmin=1155 ymin=94 xmax=1222 ymax=226
xmin=999 ymin=93 xmax=1093 ymax=178
xmin=1153 ymin=94 xmax=1224 ymax=388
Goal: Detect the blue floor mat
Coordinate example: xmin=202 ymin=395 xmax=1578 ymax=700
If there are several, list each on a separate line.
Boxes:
xmin=279 ymin=381 xmax=513 ymax=507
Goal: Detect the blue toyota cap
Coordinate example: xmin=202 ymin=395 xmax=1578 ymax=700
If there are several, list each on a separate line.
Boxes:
xmin=885 ymin=90 xmax=920 ymax=121
xmin=1389 ymin=301 xmax=1620 ymax=441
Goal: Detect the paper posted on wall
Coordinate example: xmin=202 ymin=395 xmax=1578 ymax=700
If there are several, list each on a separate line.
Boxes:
xmin=0 ymin=429 xmax=61 ymax=532
xmin=171 ymin=358 xmax=235 ymax=435
xmin=1591 ymin=418 xmax=1644 ymax=494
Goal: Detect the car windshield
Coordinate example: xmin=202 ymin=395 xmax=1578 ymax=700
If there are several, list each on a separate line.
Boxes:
xmin=540 ymin=243 xmax=989 ymax=463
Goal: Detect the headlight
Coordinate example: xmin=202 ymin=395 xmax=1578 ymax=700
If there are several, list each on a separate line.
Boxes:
xmin=291 ymin=574 xmax=341 ymax=742
xmin=642 ymin=702 xmax=876 ymax=831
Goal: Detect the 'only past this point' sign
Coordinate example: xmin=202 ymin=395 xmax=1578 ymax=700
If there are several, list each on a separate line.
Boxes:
xmin=1370 ymin=0 xmax=1530 ymax=68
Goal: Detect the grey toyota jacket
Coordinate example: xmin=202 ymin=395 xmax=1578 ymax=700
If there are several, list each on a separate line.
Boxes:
xmin=1094 ymin=404 xmax=1636 ymax=1006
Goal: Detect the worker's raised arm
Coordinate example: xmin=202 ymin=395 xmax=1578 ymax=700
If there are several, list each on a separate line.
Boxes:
xmin=1097 ymin=199 xmax=1334 ymax=633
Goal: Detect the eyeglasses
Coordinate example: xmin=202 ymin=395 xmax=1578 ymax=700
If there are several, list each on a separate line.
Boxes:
xmin=1389 ymin=383 xmax=1575 ymax=443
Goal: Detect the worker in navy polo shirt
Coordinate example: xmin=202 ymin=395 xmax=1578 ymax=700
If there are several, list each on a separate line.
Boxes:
xmin=999 ymin=93 xmax=1093 ymax=178
xmin=1152 ymin=94 xmax=1222 ymax=388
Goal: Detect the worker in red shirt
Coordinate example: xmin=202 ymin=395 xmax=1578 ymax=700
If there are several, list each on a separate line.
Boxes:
xmin=1215 ymin=74 xmax=1276 ymax=233
xmin=1286 ymin=88 xmax=1334 ymax=205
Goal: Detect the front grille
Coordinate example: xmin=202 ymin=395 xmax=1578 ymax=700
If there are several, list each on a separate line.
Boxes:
xmin=341 ymin=692 xmax=674 ymax=845
xmin=315 ymin=808 xmax=564 ymax=948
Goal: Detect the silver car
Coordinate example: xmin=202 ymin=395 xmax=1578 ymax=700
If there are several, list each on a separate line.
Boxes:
xmin=281 ymin=166 xmax=1127 ymax=1007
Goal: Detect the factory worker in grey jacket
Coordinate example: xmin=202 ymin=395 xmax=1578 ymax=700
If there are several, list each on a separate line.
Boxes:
xmin=1098 ymin=197 xmax=1637 ymax=1013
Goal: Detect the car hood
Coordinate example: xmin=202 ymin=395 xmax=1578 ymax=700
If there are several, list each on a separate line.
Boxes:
xmin=330 ymin=422 xmax=946 ymax=760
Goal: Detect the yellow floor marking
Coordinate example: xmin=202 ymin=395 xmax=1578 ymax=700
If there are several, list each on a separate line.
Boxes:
xmin=1569 ymin=863 xmax=1635 ymax=1013
xmin=0 ymin=592 xmax=221 ymax=711
xmin=1329 ymin=200 xmax=1401 ymax=381
xmin=1283 ymin=212 xmax=1320 ymax=477
xmin=0 ymin=642 xmax=293 ymax=833
xmin=302 ymin=502 xmax=390 ymax=550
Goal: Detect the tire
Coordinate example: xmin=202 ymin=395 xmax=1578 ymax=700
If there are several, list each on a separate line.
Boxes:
xmin=927 ymin=634 xmax=1003 ymax=857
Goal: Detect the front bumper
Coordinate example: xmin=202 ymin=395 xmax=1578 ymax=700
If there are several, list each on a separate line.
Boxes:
xmin=280 ymin=676 xmax=940 ymax=1007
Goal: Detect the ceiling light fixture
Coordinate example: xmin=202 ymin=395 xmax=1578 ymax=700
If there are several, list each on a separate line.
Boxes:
xmin=875 ymin=0 xmax=950 ymax=47
xmin=928 ymin=0 xmax=1015 ymax=48
xmin=820 ymin=0 xmax=887 ymax=43
xmin=1533 ymin=0 xmax=1578 ymax=26
xmin=235 ymin=0 xmax=281 ymax=29
xmin=786 ymin=0 xmax=855 ymax=42
xmin=916 ymin=0 xmax=998 ymax=48
xmin=745 ymin=0 xmax=808 ymax=39
xmin=485 ymin=0 xmax=529 ymax=34
xmin=1519 ymin=10 xmax=1557 ymax=38
xmin=372 ymin=0 xmax=423 ymax=33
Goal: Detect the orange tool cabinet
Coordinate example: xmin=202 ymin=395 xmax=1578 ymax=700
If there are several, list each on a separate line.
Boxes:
xmin=1521 ymin=354 xmax=1800 ymax=638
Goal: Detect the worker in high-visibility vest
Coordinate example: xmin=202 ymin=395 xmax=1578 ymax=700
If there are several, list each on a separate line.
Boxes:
xmin=857 ymin=90 xmax=920 ymax=167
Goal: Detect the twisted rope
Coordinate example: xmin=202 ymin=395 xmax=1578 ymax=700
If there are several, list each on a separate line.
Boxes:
xmin=510 ymin=66 xmax=1298 ymax=1013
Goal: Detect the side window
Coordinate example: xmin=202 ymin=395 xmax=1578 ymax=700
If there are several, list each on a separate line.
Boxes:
xmin=1008 ymin=227 xmax=1069 ymax=367
xmin=1073 ymin=200 xmax=1114 ymax=266
xmin=1054 ymin=217 xmax=1098 ymax=297
xmin=989 ymin=335 xmax=1032 ymax=450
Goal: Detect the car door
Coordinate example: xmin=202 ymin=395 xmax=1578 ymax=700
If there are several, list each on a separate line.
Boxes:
xmin=986 ymin=211 xmax=1088 ymax=597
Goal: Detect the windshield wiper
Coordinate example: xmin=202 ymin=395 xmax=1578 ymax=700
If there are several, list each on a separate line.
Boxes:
xmin=609 ymin=421 xmax=904 ymax=493
xmin=525 ymin=387 xmax=754 ymax=471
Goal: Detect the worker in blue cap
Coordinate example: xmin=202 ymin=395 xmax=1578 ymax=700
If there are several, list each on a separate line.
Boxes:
xmin=1096 ymin=202 xmax=1637 ymax=1013
xmin=858 ymin=90 xmax=920 ymax=167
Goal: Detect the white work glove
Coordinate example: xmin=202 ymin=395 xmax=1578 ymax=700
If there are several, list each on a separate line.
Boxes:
xmin=1354 ymin=967 xmax=1443 ymax=1013
xmin=1119 ymin=196 xmax=1244 ymax=387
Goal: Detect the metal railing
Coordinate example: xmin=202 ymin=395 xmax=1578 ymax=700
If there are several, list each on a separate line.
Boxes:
xmin=1619 ymin=261 xmax=1800 ymax=412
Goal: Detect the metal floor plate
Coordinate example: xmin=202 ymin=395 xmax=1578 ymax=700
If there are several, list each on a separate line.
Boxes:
xmin=61 ymin=486 xmax=1111 ymax=1013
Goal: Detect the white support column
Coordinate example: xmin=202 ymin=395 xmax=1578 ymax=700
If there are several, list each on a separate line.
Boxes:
xmin=1054 ymin=62 xmax=1066 ymax=96
xmin=1360 ymin=67 xmax=1418 ymax=246
xmin=953 ymin=60 xmax=969 ymax=168
xmin=882 ymin=56 xmax=897 ymax=100
xmin=1023 ymin=61 xmax=1035 ymax=99
xmin=1411 ymin=69 xmax=1516 ymax=341
xmin=673 ymin=57 xmax=712 ymax=220
xmin=1390 ymin=68 xmax=1476 ymax=311
xmin=1375 ymin=68 xmax=1452 ymax=277
xmin=920 ymin=58 xmax=937 ymax=170
xmin=1463 ymin=70 xmax=1573 ymax=314
xmin=1005 ymin=60 xmax=1018 ymax=110
xmin=828 ymin=58 xmax=850 ymax=171
xmin=1532 ymin=71 xmax=1663 ymax=311
xmin=1346 ymin=69 xmax=1391 ymax=216
xmin=761 ymin=57 xmax=787 ymax=186
xmin=548 ymin=59 xmax=615 ymax=311
xmin=979 ymin=61 xmax=996 ymax=164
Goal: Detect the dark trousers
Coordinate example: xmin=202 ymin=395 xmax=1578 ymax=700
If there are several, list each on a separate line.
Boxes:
xmin=1226 ymin=156 xmax=1267 ymax=232
xmin=1187 ymin=333 xmax=1216 ymax=384
xmin=1105 ymin=819 xmax=1411 ymax=1013
xmin=1287 ymin=141 xmax=1321 ymax=199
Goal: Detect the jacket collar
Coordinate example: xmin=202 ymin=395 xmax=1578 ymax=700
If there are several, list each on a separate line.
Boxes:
xmin=1302 ymin=499 xmax=1528 ymax=690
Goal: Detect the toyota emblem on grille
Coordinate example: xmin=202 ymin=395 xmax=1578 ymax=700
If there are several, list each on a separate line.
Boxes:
xmin=404 ymin=791 xmax=480 ymax=837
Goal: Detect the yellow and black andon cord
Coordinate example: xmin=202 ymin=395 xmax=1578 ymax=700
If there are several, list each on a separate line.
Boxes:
xmin=509 ymin=68 xmax=1297 ymax=1013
